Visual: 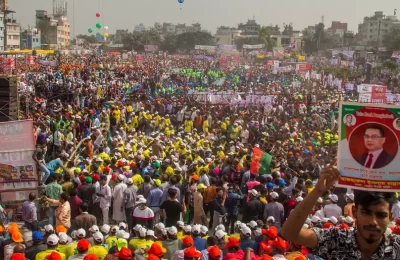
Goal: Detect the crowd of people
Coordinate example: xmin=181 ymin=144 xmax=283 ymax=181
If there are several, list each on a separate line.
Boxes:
xmin=1 ymin=53 xmax=400 ymax=260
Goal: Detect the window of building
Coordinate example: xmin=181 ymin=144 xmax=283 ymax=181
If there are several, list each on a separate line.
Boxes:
xmin=0 ymin=17 xmax=3 ymax=21
xmin=7 ymin=35 xmax=10 ymax=39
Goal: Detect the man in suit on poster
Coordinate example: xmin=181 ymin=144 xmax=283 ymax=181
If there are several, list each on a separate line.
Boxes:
xmin=355 ymin=125 xmax=394 ymax=169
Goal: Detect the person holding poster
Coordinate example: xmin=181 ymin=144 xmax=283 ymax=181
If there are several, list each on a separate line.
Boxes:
xmin=337 ymin=102 xmax=400 ymax=191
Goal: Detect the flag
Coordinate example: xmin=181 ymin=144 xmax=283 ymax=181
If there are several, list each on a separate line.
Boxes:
xmin=250 ymin=147 xmax=273 ymax=175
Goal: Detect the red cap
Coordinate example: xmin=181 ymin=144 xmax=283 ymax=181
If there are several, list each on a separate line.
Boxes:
xmin=79 ymin=175 xmax=86 ymax=182
xmin=257 ymin=255 xmax=274 ymax=260
xmin=207 ymin=245 xmax=221 ymax=259
xmin=147 ymin=254 xmax=160 ymax=260
xmin=392 ymin=226 xmax=400 ymax=235
xmin=10 ymin=253 xmax=25 ymax=260
xmin=91 ymin=174 xmax=99 ymax=181
xmin=191 ymin=175 xmax=199 ymax=181
xmin=115 ymin=247 xmax=133 ymax=260
xmin=129 ymin=162 xmax=135 ymax=168
xmin=83 ymin=254 xmax=99 ymax=260
xmin=262 ymin=226 xmax=278 ymax=239
xmin=77 ymin=239 xmax=90 ymax=251
xmin=182 ymin=236 xmax=194 ymax=246
xmin=223 ymin=237 xmax=240 ymax=248
xmin=323 ymin=223 xmax=335 ymax=229
xmin=45 ymin=252 xmax=62 ymax=260
xmin=268 ymin=237 xmax=287 ymax=252
xmin=339 ymin=223 xmax=350 ymax=230
xmin=103 ymin=166 xmax=111 ymax=173
xmin=146 ymin=242 xmax=166 ymax=257
xmin=117 ymin=161 xmax=124 ymax=167
xmin=259 ymin=241 xmax=272 ymax=255
xmin=396 ymin=217 xmax=400 ymax=225
xmin=184 ymin=246 xmax=202 ymax=258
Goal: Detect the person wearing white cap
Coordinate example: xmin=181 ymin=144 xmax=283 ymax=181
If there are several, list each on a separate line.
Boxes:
xmin=192 ymin=224 xmax=207 ymax=251
xmin=87 ymin=231 xmax=108 ymax=260
xmin=263 ymin=191 xmax=284 ymax=231
xmin=98 ymin=175 xmax=112 ymax=225
xmin=123 ymin=177 xmax=137 ymax=232
xmin=183 ymin=225 xmax=192 ymax=236
xmin=323 ymin=194 xmax=342 ymax=219
xmin=162 ymin=226 xmax=180 ymax=260
xmin=129 ymin=226 xmax=148 ymax=250
xmin=239 ymin=225 xmax=257 ymax=252
xmin=133 ymin=197 xmax=154 ymax=229
xmin=35 ymin=234 xmax=66 ymax=260
xmin=112 ymin=174 xmax=127 ymax=223
xmin=214 ymin=229 xmax=227 ymax=249
xmin=155 ymin=223 xmax=166 ymax=240
xmin=176 ymin=221 xmax=185 ymax=239
xmin=57 ymin=232 xmax=71 ymax=256
xmin=344 ymin=193 xmax=355 ymax=218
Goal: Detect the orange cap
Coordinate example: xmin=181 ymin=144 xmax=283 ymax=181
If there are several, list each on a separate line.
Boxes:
xmin=223 ymin=237 xmax=240 ymax=248
xmin=11 ymin=232 xmax=24 ymax=243
xmin=45 ymin=252 xmax=62 ymax=260
xmin=181 ymin=236 xmax=194 ymax=246
xmin=55 ymin=225 xmax=67 ymax=234
xmin=207 ymin=245 xmax=221 ymax=259
xmin=184 ymin=246 xmax=202 ymax=258
xmin=146 ymin=241 xmax=166 ymax=257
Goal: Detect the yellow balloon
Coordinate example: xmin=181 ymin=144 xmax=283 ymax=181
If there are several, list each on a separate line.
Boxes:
xmin=103 ymin=33 xmax=109 ymax=38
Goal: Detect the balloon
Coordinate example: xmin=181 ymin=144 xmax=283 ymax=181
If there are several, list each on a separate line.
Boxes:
xmin=96 ymin=23 xmax=102 ymax=29
xmin=88 ymin=28 xmax=93 ymax=33
xmin=96 ymin=12 xmax=100 ymax=17
xmin=178 ymin=0 xmax=184 ymax=3
xmin=104 ymin=26 xmax=109 ymax=31
xmin=103 ymin=33 xmax=109 ymax=38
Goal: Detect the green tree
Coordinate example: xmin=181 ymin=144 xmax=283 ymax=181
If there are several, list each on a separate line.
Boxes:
xmin=258 ymin=26 xmax=276 ymax=51
xmin=122 ymin=31 xmax=161 ymax=51
xmin=235 ymin=37 xmax=262 ymax=50
xmin=382 ymin=27 xmax=400 ymax=52
xmin=175 ymin=31 xmax=215 ymax=52
xmin=160 ymin=33 xmax=178 ymax=53
xmin=76 ymin=34 xmax=97 ymax=44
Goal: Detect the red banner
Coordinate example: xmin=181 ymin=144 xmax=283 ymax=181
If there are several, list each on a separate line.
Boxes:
xmin=371 ymin=85 xmax=387 ymax=103
xmin=219 ymin=57 xmax=228 ymax=67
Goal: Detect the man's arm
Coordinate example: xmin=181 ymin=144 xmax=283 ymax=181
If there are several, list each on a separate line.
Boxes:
xmin=281 ymin=165 xmax=339 ymax=249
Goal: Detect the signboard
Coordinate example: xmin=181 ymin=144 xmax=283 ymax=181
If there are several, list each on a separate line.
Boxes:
xmin=337 ymin=102 xmax=400 ymax=191
xmin=243 ymin=44 xmax=265 ymax=49
xmin=273 ymin=47 xmax=284 ymax=58
xmin=194 ymin=45 xmax=217 ymax=50
xmin=358 ymin=84 xmax=387 ymax=103
xmin=136 ymin=55 xmax=144 ymax=63
xmin=218 ymin=44 xmax=237 ymax=51
xmin=144 ymin=45 xmax=159 ymax=52
xmin=296 ymin=63 xmax=311 ymax=72
xmin=219 ymin=57 xmax=228 ymax=67
xmin=0 ymin=120 xmax=37 ymax=186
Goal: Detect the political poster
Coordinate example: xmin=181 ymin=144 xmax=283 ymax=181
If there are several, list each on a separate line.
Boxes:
xmin=218 ymin=44 xmax=237 ymax=51
xmin=337 ymin=102 xmax=400 ymax=191
xmin=219 ymin=57 xmax=228 ymax=67
xmin=357 ymin=84 xmax=387 ymax=103
xmin=273 ymin=47 xmax=284 ymax=58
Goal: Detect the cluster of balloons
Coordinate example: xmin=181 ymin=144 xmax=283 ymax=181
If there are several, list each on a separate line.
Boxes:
xmin=87 ymin=12 xmax=109 ymax=38
xmin=178 ymin=0 xmax=184 ymax=3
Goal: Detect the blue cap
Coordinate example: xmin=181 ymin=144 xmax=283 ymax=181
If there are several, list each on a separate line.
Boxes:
xmin=278 ymin=179 xmax=287 ymax=186
xmin=266 ymin=182 xmax=276 ymax=188
xmin=33 ymin=230 xmax=43 ymax=241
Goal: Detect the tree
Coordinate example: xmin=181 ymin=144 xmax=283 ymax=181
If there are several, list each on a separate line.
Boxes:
xmin=37 ymin=20 xmax=53 ymax=48
xmin=122 ymin=30 xmax=161 ymax=51
xmin=175 ymin=31 xmax=215 ymax=52
xmin=160 ymin=33 xmax=178 ymax=53
xmin=76 ymin=34 xmax=97 ymax=44
xmin=258 ymin=26 xmax=276 ymax=51
xmin=382 ymin=27 xmax=400 ymax=52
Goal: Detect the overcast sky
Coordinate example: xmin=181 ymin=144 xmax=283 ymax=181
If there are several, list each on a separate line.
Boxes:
xmin=8 ymin=0 xmax=400 ymax=37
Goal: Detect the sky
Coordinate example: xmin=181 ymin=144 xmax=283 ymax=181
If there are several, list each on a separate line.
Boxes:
xmin=8 ymin=0 xmax=400 ymax=38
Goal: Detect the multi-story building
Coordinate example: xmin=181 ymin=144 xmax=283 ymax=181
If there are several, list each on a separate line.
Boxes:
xmin=238 ymin=19 xmax=260 ymax=36
xmin=327 ymin=21 xmax=348 ymax=37
xmin=134 ymin=23 xmax=146 ymax=32
xmin=5 ymin=18 xmax=20 ymax=50
xmin=215 ymin=26 xmax=242 ymax=45
xmin=357 ymin=11 xmax=398 ymax=46
xmin=0 ymin=13 xmax=5 ymax=51
xmin=20 ymin=28 xmax=41 ymax=49
xmin=35 ymin=10 xmax=69 ymax=49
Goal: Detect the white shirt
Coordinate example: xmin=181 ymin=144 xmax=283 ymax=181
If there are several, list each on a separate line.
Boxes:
xmin=323 ymin=203 xmax=342 ymax=218
xmin=392 ymin=201 xmax=400 ymax=221
xmin=99 ymin=184 xmax=112 ymax=208
xmin=364 ymin=149 xmax=383 ymax=168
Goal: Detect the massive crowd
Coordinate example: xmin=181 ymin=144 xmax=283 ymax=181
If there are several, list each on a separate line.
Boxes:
xmin=1 ymin=53 xmax=400 ymax=260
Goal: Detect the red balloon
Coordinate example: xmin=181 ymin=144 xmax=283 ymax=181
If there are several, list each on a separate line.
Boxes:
xmin=96 ymin=12 xmax=100 ymax=17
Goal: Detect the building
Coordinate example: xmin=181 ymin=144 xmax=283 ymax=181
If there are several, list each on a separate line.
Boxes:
xmin=0 ymin=13 xmax=5 ymax=51
xmin=134 ymin=23 xmax=146 ymax=32
xmin=5 ymin=18 xmax=20 ymax=50
xmin=327 ymin=21 xmax=348 ymax=37
xmin=20 ymin=28 xmax=41 ymax=49
xmin=238 ymin=19 xmax=260 ymax=36
xmin=35 ymin=9 xmax=70 ymax=49
xmin=215 ymin=26 xmax=242 ymax=45
xmin=357 ymin=11 xmax=398 ymax=46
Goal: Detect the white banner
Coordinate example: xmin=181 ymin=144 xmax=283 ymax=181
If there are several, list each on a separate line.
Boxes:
xmin=243 ymin=44 xmax=265 ymax=49
xmin=195 ymin=45 xmax=217 ymax=50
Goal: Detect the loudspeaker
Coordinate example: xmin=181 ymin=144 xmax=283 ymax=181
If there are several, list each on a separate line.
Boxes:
xmin=0 ymin=76 xmax=18 ymax=122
